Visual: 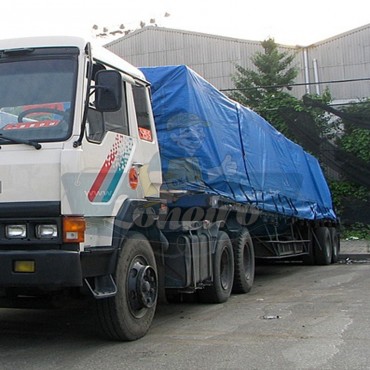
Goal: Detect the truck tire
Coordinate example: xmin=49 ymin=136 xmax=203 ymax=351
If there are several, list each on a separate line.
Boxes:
xmin=314 ymin=227 xmax=332 ymax=265
xmin=96 ymin=232 xmax=158 ymax=341
xmin=232 ymin=229 xmax=255 ymax=294
xmin=198 ymin=231 xmax=234 ymax=303
xmin=330 ymin=227 xmax=340 ymax=263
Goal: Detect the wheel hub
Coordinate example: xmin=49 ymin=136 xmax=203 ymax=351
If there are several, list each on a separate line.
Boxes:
xmin=128 ymin=260 xmax=157 ymax=315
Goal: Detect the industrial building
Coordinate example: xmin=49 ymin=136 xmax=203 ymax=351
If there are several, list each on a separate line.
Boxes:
xmin=105 ymin=24 xmax=370 ymax=104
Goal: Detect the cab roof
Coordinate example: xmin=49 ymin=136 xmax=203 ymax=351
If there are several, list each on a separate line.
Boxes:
xmin=0 ymin=35 xmax=145 ymax=81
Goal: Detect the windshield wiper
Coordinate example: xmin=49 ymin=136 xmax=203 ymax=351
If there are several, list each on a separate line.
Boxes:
xmin=0 ymin=134 xmax=41 ymax=150
xmin=0 ymin=48 xmax=35 ymax=58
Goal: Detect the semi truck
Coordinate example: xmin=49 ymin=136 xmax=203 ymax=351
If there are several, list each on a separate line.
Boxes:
xmin=0 ymin=36 xmax=339 ymax=341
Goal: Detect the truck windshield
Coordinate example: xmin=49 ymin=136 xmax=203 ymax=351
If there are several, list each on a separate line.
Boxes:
xmin=0 ymin=50 xmax=77 ymax=143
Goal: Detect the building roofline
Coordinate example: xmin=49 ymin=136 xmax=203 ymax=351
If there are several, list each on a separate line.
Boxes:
xmin=306 ymin=23 xmax=370 ymax=47
xmin=104 ymin=26 xmax=296 ymax=49
xmin=105 ymin=23 xmax=370 ymax=51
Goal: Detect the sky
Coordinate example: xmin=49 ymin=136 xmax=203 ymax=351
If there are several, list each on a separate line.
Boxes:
xmin=1 ymin=0 xmax=369 ymax=46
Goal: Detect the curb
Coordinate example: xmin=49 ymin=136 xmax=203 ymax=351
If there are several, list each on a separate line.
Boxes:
xmin=338 ymin=253 xmax=370 ymax=261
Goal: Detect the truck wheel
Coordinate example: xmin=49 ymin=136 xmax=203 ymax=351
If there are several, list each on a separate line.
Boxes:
xmin=330 ymin=228 xmax=340 ymax=263
xmin=314 ymin=227 xmax=332 ymax=265
xmin=198 ymin=231 xmax=234 ymax=303
xmin=96 ymin=232 xmax=158 ymax=341
xmin=232 ymin=229 xmax=255 ymax=294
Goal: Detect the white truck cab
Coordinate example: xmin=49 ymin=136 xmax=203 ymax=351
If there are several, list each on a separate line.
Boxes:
xmin=0 ymin=37 xmax=162 ymax=334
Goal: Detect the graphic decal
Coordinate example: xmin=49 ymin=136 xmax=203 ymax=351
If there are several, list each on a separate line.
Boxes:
xmin=4 ymin=120 xmax=60 ymax=130
xmin=138 ymin=127 xmax=153 ymax=141
xmin=88 ymin=134 xmax=134 ymax=202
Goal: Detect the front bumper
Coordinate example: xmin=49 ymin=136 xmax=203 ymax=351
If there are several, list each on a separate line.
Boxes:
xmin=0 ymin=250 xmax=82 ymax=288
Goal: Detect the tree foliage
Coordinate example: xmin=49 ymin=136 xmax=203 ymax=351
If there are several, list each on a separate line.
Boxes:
xmin=230 ymin=38 xmax=330 ymax=145
xmin=332 ymin=100 xmax=370 ymax=236
xmin=230 ymin=39 xmax=299 ymax=134
xmin=231 ymin=38 xmax=297 ymax=102
xmin=230 ymin=38 xmax=370 ymax=237
xmin=336 ymin=99 xmax=370 ymax=162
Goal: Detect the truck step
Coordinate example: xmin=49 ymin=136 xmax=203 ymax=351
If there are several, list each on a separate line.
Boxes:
xmin=84 ymin=275 xmax=117 ymax=299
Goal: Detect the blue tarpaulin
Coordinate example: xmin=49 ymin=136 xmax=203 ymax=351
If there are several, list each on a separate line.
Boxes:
xmin=140 ymin=65 xmax=336 ymax=221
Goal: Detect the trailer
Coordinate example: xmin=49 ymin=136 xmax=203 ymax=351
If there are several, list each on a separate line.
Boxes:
xmin=0 ymin=36 xmax=339 ymax=341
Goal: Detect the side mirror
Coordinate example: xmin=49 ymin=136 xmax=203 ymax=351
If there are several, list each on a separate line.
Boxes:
xmin=95 ymin=70 xmax=122 ymax=112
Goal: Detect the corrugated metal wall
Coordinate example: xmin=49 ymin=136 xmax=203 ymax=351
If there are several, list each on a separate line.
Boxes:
xmin=304 ymin=25 xmax=370 ymax=101
xmin=105 ymin=25 xmax=370 ymax=102
xmin=106 ymin=27 xmax=265 ymax=91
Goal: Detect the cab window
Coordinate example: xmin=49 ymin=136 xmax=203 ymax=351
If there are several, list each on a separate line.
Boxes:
xmin=86 ymin=64 xmax=129 ymax=143
xmin=0 ymin=51 xmax=77 ymax=143
xmin=132 ymin=84 xmax=153 ymax=142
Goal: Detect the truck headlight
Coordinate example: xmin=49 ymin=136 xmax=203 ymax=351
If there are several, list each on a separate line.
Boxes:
xmin=36 ymin=224 xmax=58 ymax=239
xmin=5 ymin=224 xmax=27 ymax=239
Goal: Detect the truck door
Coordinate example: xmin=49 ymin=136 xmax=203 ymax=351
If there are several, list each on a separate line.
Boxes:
xmin=130 ymin=83 xmax=161 ymax=199
xmin=61 ymin=65 xmax=161 ymax=218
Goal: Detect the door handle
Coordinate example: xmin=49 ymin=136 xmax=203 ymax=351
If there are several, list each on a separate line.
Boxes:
xmin=132 ymin=162 xmax=144 ymax=168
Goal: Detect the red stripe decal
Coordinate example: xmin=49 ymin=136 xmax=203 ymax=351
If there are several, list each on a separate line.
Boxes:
xmin=88 ymin=151 xmax=117 ymax=202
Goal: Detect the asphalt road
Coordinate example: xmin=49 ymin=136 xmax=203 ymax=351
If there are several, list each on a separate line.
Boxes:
xmin=1 ymin=258 xmax=370 ymax=370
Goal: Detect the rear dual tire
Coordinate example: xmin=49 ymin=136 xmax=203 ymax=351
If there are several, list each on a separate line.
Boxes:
xmin=314 ymin=226 xmax=340 ymax=265
xmin=232 ymin=229 xmax=255 ymax=294
xmin=330 ymin=227 xmax=340 ymax=263
xmin=198 ymin=231 xmax=234 ymax=303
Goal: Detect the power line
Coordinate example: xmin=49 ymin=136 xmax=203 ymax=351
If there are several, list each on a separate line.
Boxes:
xmin=220 ymin=77 xmax=370 ymax=92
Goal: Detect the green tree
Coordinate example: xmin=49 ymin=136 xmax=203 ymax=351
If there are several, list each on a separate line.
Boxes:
xmin=230 ymin=38 xmax=331 ymax=149
xmin=337 ymin=99 xmax=370 ymax=162
xmin=231 ymin=38 xmax=297 ymax=103
xmin=333 ymin=100 xmax=370 ymax=237
xmin=230 ymin=38 xmax=298 ymax=135
xmin=230 ymin=38 xmax=370 ymax=237
xmin=302 ymin=97 xmax=370 ymax=237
